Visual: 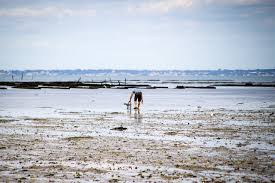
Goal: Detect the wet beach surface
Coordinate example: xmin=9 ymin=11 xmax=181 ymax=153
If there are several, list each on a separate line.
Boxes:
xmin=0 ymin=88 xmax=275 ymax=182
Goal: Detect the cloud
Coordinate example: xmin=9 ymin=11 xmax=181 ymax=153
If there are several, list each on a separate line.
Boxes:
xmin=128 ymin=0 xmax=193 ymax=14
xmin=204 ymin=0 xmax=275 ymax=6
xmin=128 ymin=0 xmax=275 ymax=14
xmin=0 ymin=7 xmax=96 ymax=17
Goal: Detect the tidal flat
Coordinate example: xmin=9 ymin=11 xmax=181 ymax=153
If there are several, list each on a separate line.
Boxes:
xmin=0 ymin=109 xmax=274 ymax=182
xmin=0 ymin=88 xmax=274 ymax=182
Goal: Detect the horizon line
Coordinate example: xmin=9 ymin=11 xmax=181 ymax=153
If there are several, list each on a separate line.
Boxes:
xmin=1 ymin=68 xmax=275 ymax=71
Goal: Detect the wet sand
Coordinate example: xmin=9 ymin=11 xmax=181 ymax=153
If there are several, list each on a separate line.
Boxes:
xmin=0 ymin=108 xmax=274 ymax=182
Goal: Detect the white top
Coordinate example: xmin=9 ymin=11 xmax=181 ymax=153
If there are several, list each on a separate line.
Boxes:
xmin=132 ymin=89 xmax=141 ymax=93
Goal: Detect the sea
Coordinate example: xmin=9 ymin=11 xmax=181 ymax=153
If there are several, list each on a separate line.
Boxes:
xmin=0 ymin=69 xmax=275 ymax=82
xmin=0 ymin=69 xmax=275 ymax=118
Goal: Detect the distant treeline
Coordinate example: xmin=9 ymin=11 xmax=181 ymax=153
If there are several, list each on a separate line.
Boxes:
xmin=1 ymin=69 xmax=275 ymax=76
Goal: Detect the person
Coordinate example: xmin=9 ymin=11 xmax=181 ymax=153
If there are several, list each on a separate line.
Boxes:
xmin=128 ymin=88 xmax=143 ymax=110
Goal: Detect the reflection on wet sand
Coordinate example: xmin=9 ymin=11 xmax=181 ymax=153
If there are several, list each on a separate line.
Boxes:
xmin=127 ymin=108 xmax=142 ymax=123
xmin=134 ymin=109 xmax=142 ymax=123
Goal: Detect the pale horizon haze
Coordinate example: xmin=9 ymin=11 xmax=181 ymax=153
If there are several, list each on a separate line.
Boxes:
xmin=0 ymin=0 xmax=275 ymax=70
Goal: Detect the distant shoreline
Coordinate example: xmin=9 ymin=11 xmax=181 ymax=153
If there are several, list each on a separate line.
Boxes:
xmin=1 ymin=69 xmax=275 ymax=83
xmin=1 ymin=69 xmax=275 ymax=74
xmin=1 ymin=68 xmax=275 ymax=72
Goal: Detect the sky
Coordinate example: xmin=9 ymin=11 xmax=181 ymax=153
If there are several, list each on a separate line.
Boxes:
xmin=0 ymin=0 xmax=274 ymax=70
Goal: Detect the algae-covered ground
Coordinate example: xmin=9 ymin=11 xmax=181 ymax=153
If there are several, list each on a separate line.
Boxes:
xmin=0 ymin=108 xmax=274 ymax=182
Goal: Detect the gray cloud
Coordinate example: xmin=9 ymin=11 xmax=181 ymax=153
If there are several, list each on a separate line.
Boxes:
xmin=128 ymin=0 xmax=275 ymax=14
xmin=204 ymin=0 xmax=275 ymax=6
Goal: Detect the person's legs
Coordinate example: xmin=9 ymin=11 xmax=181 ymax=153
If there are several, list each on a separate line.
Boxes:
xmin=137 ymin=92 xmax=142 ymax=109
xmin=134 ymin=94 xmax=138 ymax=109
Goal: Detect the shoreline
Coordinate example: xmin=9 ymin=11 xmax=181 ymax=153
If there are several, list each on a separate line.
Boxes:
xmin=0 ymin=81 xmax=275 ymax=90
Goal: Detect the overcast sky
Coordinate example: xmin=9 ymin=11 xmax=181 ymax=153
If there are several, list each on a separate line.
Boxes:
xmin=0 ymin=0 xmax=274 ymax=70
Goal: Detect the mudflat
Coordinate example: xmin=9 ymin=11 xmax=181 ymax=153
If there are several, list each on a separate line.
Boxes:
xmin=0 ymin=108 xmax=274 ymax=182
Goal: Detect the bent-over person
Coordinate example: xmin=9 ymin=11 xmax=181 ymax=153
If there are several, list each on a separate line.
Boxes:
xmin=128 ymin=89 xmax=143 ymax=110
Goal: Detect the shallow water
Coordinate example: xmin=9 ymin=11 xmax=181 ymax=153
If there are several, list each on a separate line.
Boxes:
xmin=0 ymin=87 xmax=274 ymax=117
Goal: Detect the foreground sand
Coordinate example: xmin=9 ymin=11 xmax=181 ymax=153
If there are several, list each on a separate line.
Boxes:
xmin=0 ymin=109 xmax=274 ymax=182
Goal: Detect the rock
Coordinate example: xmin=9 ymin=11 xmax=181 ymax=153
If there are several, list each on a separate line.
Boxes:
xmin=74 ymin=172 xmax=81 ymax=178
xmin=164 ymin=131 xmax=177 ymax=135
xmin=46 ymin=173 xmax=55 ymax=177
xmin=111 ymin=127 xmax=127 ymax=131
xmin=236 ymin=143 xmax=247 ymax=147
